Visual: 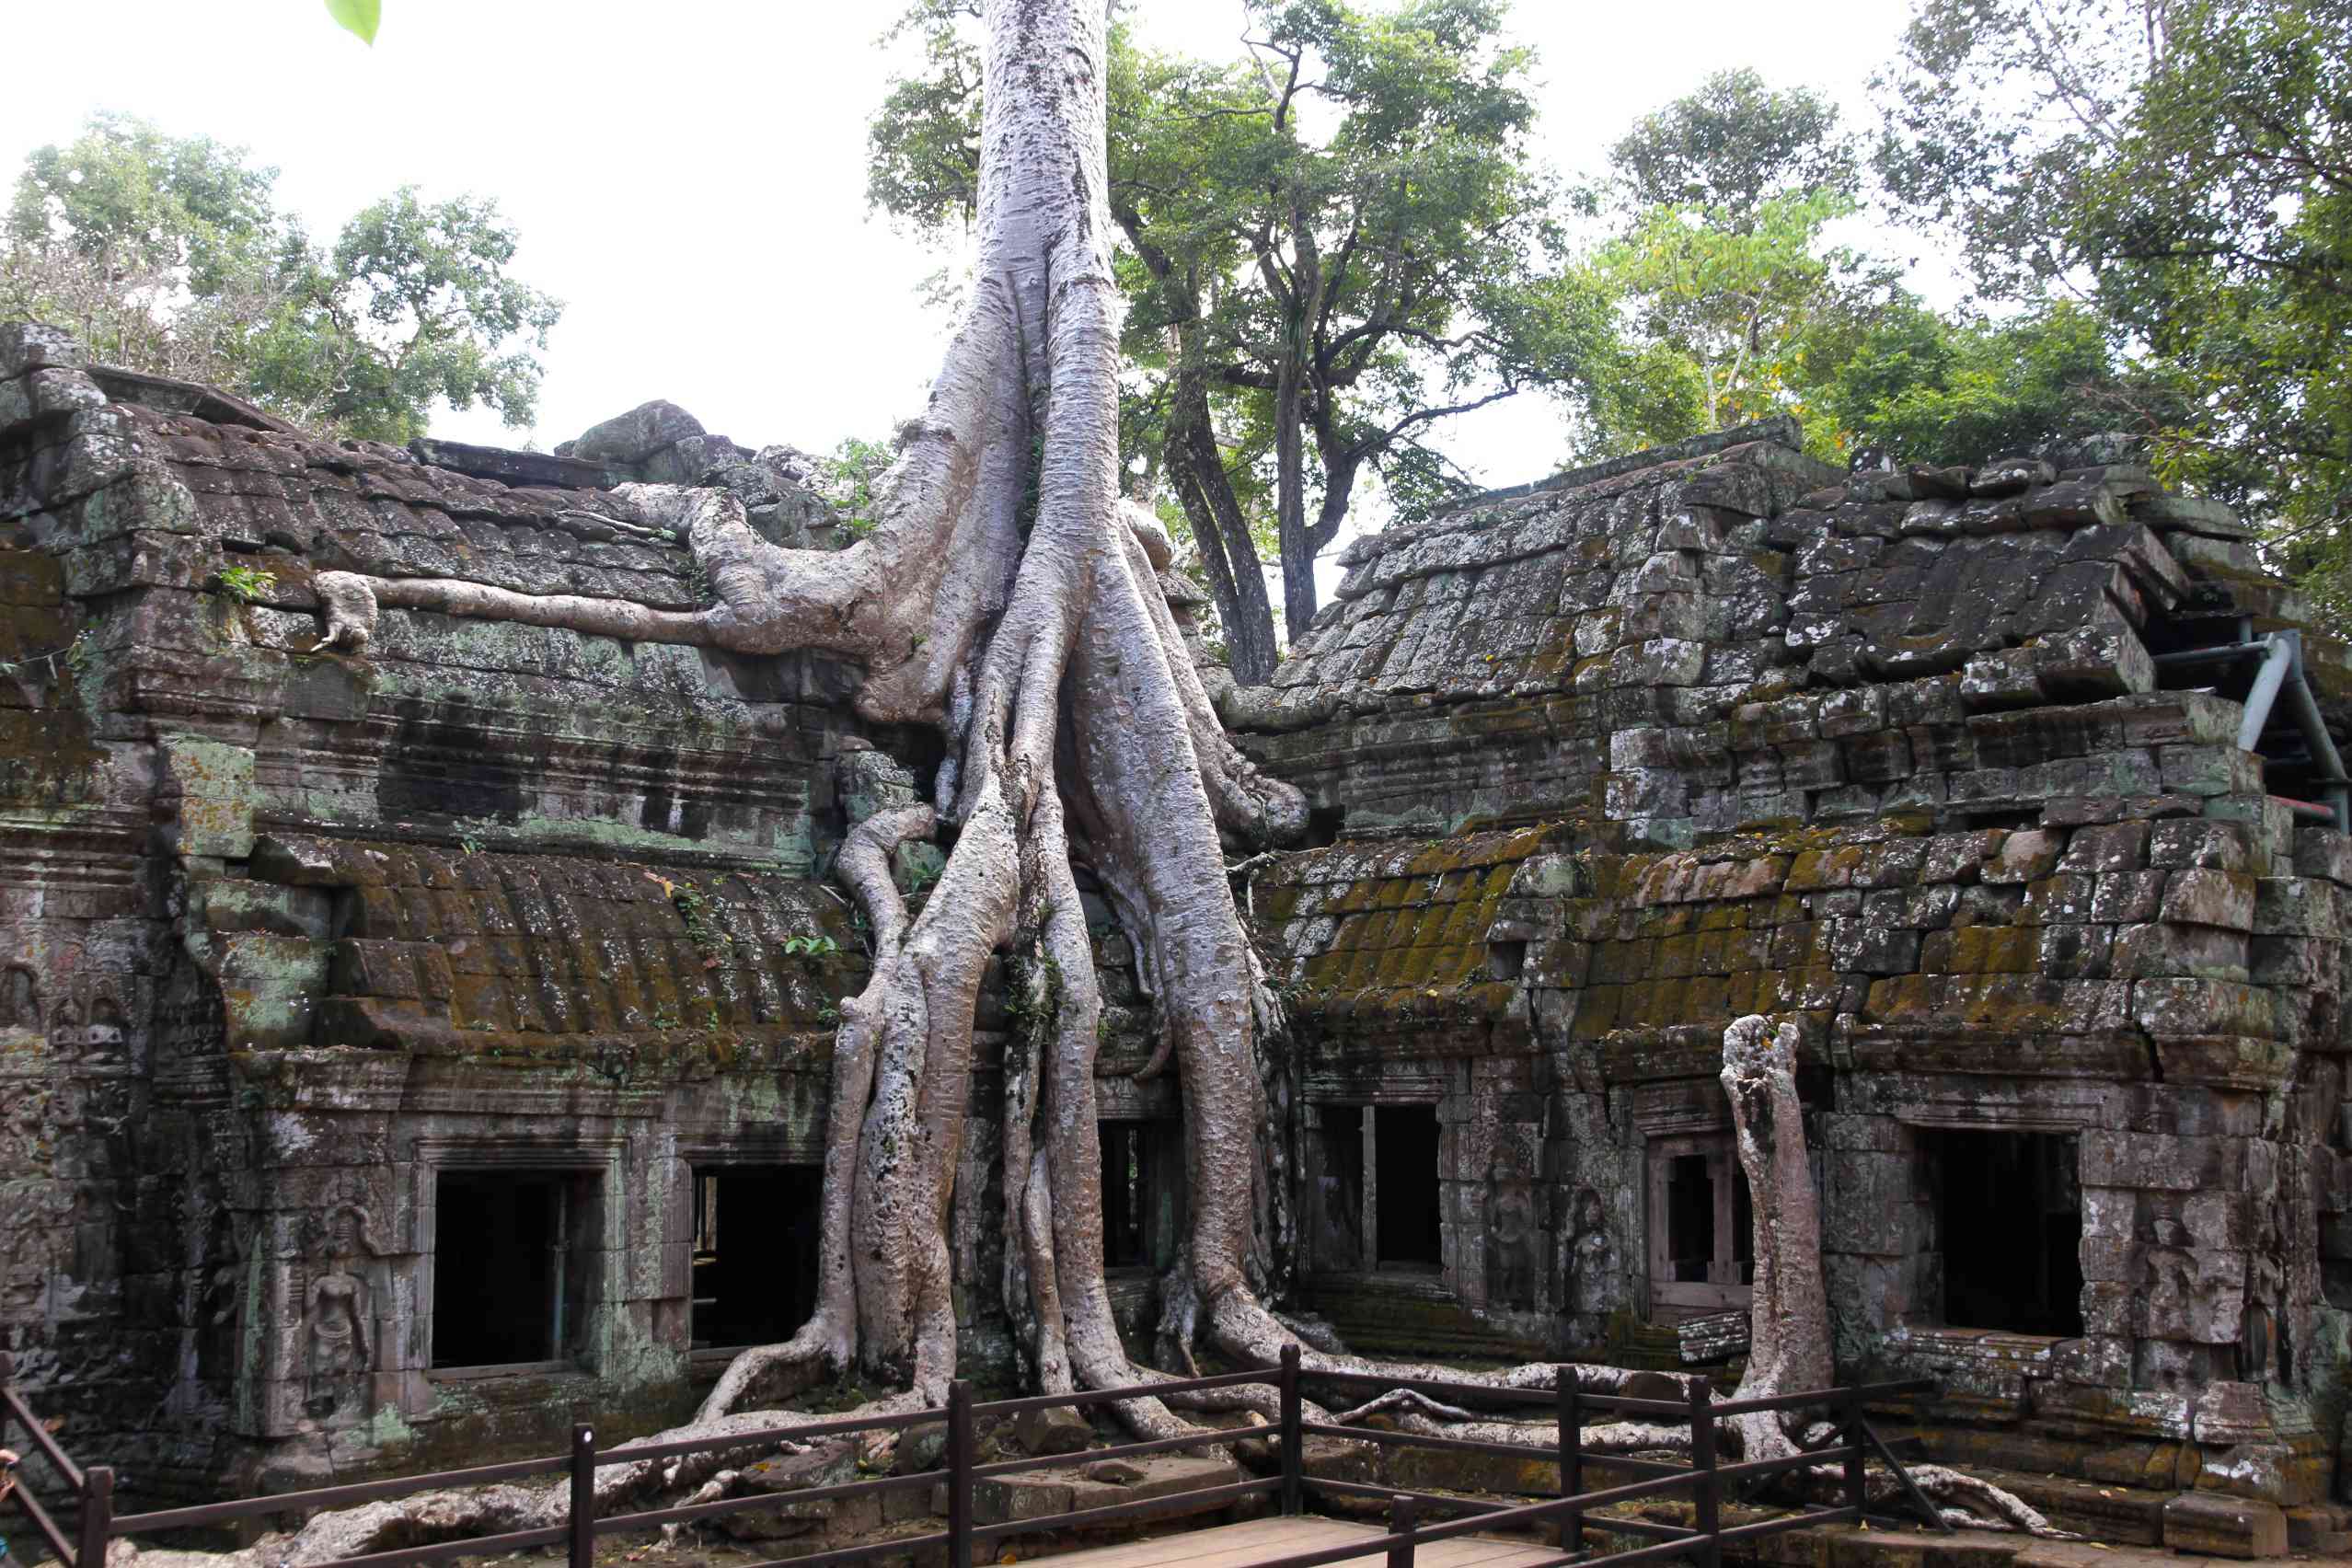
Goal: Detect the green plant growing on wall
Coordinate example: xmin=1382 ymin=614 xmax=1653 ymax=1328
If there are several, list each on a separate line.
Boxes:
xmin=648 ymin=870 xmax=732 ymax=963
xmin=213 ymin=565 xmax=277 ymax=602
xmin=780 ymin=931 xmax=841 ymax=960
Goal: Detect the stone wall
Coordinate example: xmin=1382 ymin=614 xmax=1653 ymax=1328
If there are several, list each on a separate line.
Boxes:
xmin=13 ymin=314 xmax=2352 ymax=1543
xmin=1230 ymin=418 xmax=2352 ymax=1534
xmin=0 ymin=324 xmax=1166 ymax=1496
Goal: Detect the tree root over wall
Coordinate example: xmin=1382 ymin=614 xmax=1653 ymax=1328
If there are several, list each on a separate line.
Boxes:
xmin=193 ymin=5 xmax=2063 ymax=1555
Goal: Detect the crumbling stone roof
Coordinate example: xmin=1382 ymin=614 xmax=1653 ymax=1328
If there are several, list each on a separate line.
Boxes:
xmin=1232 ymin=418 xmax=2351 ymax=844
xmin=1252 ymin=824 xmax=1565 ymax=1044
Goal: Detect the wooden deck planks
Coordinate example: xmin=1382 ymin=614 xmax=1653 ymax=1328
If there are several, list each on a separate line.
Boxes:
xmin=1024 ymin=1516 xmax=1564 ymax=1568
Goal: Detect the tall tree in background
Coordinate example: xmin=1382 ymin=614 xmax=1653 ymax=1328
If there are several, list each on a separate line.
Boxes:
xmin=870 ymin=0 xmax=1600 ymax=677
xmin=1879 ymin=0 xmax=2352 ymax=605
xmin=2 ymin=114 xmax=561 ymax=443
xmin=1580 ymin=66 xmax=2146 ymax=475
xmin=1574 ymin=72 xmax=1879 ymax=458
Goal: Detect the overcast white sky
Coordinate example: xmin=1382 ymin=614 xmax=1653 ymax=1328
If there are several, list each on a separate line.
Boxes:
xmin=5 ymin=0 xmax=1920 ymax=526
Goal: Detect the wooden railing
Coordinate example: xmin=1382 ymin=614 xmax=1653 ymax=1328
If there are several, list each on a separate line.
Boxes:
xmin=1 ymin=1345 xmax=1950 ymax=1568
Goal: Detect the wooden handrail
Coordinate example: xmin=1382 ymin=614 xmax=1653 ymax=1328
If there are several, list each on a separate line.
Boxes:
xmin=6 ymin=1347 xmax=1951 ymax=1568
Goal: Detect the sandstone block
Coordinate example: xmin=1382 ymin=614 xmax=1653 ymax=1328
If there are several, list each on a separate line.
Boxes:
xmin=2093 ymin=870 xmax=2170 ymax=923
xmin=2113 ymin=922 xmax=2249 ymax=981
xmin=2162 ymin=868 xmax=2257 ymax=931
xmin=1985 ymin=828 xmax=2064 ymax=884
xmin=2059 ymin=821 xmax=2150 ymax=875
xmin=2162 ymin=1492 xmax=2288 ymax=1558
xmin=2255 ymin=877 xmax=2344 ymax=939
xmin=2294 ymin=827 xmax=2352 ymax=887
xmin=2160 ymin=744 xmax=2265 ymax=798
xmin=2152 ymin=819 xmax=2260 ymax=872
xmin=2133 ymin=976 xmax=2275 ymax=1037
xmin=562 ymin=399 xmax=704 ymax=465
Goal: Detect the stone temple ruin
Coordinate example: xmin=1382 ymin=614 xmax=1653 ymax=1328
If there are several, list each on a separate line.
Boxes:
xmin=5 ymin=317 xmax=2351 ymax=1554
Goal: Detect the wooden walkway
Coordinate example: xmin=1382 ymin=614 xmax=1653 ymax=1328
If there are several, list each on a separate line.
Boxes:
xmin=1033 ymin=1517 xmax=1562 ymax=1568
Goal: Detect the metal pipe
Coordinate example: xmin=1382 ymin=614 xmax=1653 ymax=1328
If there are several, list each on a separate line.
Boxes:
xmin=2280 ymin=656 xmax=2352 ymax=834
xmin=2238 ymin=633 xmax=2297 ymax=754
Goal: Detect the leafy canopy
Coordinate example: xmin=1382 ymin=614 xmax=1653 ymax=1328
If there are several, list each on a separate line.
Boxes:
xmin=1878 ymin=0 xmax=2352 ymax=607
xmin=1580 ymin=66 xmax=2143 ymax=474
xmin=2 ymin=115 xmax=560 ymax=444
xmin=870 ymin=0 xmax=1605 ymax=659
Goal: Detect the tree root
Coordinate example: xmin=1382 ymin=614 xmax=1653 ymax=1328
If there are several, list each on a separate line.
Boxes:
xmin=256 ymin=12 xmax=2067 ymax=1564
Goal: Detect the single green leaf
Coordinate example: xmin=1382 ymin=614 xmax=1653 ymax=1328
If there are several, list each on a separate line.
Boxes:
xmin=325 ymin=0 xmax=379 ymax=45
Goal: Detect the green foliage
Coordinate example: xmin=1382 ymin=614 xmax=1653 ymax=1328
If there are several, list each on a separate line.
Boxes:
xmin=325 ymin=0 xmax=380 ymax=45
xmin=1800 ymin=299 xmax=2140 ymax=467
xmin=820 ymin=435 xmax=896 ymax=539
xmin=1609 ymin=69 xmax=1857 ymax=224
xmin=780 ymin=932 xmax=841 ymax=959
xmin=1577 ymin=66 xmax=2141 ymax=473
xmin=870 ymin=0 xmax=1605 ymax=656
xmin=1 ymin=115 xmax=560 ymax=444
xmin=1879 ymin=0 xmax=2352 ymax=606
xmin=1585 ymin=189 xmax=1872 ymax=455
xmin=213 ymin=564 xmax=278 ymax=602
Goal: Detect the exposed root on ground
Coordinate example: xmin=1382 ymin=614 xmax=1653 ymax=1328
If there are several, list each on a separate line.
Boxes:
xmin=220 ymin=8 xmax=2070 ymax=1560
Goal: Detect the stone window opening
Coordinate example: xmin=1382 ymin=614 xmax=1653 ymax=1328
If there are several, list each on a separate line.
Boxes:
xmin=1922 ymin=1129 xmax=2084 ymax=1337
xmin=1308 ymin=1102 xmax=1446 ymax=1273
xmin=1375 ymin=1104 xmax=1444 ymax=1268
xmin=1099 ymin=1122 xmax=1152 ymax=1269
xmin=1645 ymin=1133 xmax=1753 ymax=1320
xmin=1301 ymin=805 xmax=1347 ymax=849
xmin=690 ymin=1164 xmax=822 ymax=1350
xmin=431 ymin=1170 xmax=601 ymax=1371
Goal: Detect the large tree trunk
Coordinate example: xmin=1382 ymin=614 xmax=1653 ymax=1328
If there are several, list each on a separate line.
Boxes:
xmin=1273 ymin=343 xmax=1315 ymax=643
xmin=1167 ymin=352 xmax=1279 ymax=685
xmin=1718 ymin=1015 xmax=1831 ymax=1463
xmin=259 ymin=12 xmax=2058 ymax=1563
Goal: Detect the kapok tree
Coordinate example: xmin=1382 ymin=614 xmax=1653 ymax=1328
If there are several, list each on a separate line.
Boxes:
xmin=311 ymin=0 xmax=1654 ymax=1435
xmin=279 ymin=2 xmax=2052 ymax=1551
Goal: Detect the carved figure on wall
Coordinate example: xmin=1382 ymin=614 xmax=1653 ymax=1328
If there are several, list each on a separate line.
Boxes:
xmin=1564 ymin=1185 xmax=1618 ymax=1322
xmin=0 ymin=967 xmax=37 ymax=1031
xmin=299 ymin=1185 xmax=384 ymax=1424
xmin=1485 ymin=1143 xmax=1538 ymax=1310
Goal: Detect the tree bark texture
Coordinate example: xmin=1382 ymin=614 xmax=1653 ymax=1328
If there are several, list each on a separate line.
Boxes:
xmin=255 ymin=9 xmax=2059 ymax=1559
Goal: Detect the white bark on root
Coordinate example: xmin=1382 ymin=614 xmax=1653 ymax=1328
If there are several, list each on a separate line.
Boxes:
xmin=1719 ymin=1015 xmax=1831 ymax=1465
xmin=1713 ymin=1015 xmax=2070 ymax=1538
xmin=254 ymin=12 xmax=2026 ymax=1565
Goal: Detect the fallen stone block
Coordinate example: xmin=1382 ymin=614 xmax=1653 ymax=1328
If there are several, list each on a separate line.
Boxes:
xmin=2162 ymin=1491 xmax=2289 ymax=1558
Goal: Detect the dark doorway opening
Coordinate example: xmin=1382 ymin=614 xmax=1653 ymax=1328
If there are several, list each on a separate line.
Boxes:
xmin=1316 ymin=1106 xmax=1366 ymax=1268
xmin=433 ymin=1171 xmax=595 ymax=1368
xmin=1929 ymin=1130 xmax=2084 ymax=1336
xmin=691 ymin=1165 xmax=823 ymax=1350
xmin=1101 ymin=1122 xmax=1151 ymax=1268
xmin=1665 ymin=1154 xmax=1714 ymax=1283
xmin=1375 ymin=1104 xmax=1443 ymax=1267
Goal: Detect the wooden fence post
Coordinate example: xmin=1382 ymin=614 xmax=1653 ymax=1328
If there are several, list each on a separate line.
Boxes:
xmin=1687 ymin=1382 xmax=1717 ymax=1568
xmin=947 ymin=1380 xmax=974 ymax=1568
xmin=1842 ymin=1387 xmax=1867 ymax=1521
xmin=1386 ymin=1493 xmax=1417 ymax=1568
xmin=568 ymin=1424 xmax=595 ymax=1568
xmin=76 ymin=1465 xmax=113 ymax=1568
xmin=1556 ymin=1370 xmax=1582 ymax=1555
xmin=1278 ymin=1345 xmax=1303 ymax=1518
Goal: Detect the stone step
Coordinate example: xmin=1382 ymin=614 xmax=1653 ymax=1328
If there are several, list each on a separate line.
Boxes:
xmin=1958 ymin=1467 xmax=2171 ymax=1547
xmin=932 ymin=1453 xmax=1247 ymax=1531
